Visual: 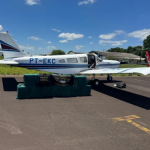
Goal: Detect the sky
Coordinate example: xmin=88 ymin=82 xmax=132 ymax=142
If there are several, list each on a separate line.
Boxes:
xmin=0 ymin=0 xmax=150 ymax=54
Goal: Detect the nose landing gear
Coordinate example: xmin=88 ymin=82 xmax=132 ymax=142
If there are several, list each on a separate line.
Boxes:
xmin=107 ymin=75 xmax=113 ymax=82
xmin=89 ymin=74 xmax=100 ymax=87
xmin=93 ymin=79 xmax=100 ymax=86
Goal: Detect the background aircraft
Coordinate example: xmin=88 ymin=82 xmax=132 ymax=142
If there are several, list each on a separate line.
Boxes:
xmin=0 ymin=32 xmax=150 ymax=86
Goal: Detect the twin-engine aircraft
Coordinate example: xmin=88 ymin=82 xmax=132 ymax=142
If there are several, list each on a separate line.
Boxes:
xmin=0 ymin=32 xmax=150 ymax=86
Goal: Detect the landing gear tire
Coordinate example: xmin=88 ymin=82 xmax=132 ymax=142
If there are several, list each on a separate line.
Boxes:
xmin=94 ymin=79 xmax=100 ymax=86
xmin=90 ymin=79 xmax=100 ymax=87
xmin=107 ymin=75 xmax=113 ymax=82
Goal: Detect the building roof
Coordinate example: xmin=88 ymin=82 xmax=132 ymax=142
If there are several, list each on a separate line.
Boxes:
xmin=90 ymin=51 xmax=142 ymax=59
xmin=68 ymin=52 xmax=87 ymax=54
xmin=46 ymin=52 xmax=52 ymax=55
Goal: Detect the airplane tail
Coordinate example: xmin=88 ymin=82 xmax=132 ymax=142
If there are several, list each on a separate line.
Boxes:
xmin=146 ymin=51 xmax=150 ymax=67
xmin=0 ymin=32 xmax=28 ymax=60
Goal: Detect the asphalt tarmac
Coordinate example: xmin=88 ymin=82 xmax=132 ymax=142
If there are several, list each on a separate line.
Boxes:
xmin=0 ymin=76 xmax=150 ymax=150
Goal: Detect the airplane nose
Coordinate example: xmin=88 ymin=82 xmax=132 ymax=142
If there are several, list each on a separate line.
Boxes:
xmin=113 ymin=60 xmax=120 ymax=64
xmin=116 ymin=60 xmax=120 ymax=64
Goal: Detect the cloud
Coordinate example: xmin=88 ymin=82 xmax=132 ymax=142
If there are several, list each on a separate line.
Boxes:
xmin=47 ymin=41 xmax=52 ymax=44
xmin=99 ymin=30 xmax=124 ymax=40
xmin=38 ymin=47 xmax=44 ymax=51
xmin=115 ymin=30 xmax=125 ymax=34
xmin=99 ymin=40 xmax=127 ymax=46
xmin=59 ymin=40 xmax=68 ymax=43
xmin=128 ymin=29 xmax=150 ymax=40
xmin=28 ymin=36 xmax=42 ymax=40
xmin=52 ymin=29 xmax=61 ymax=32
xmin=78 ymin=0 xmax=96 ymax=5
xmin=47 ymin=46 xmax=57 ymax=50
xmin=90 ymin=42 xmax=93 ymax=44
xmin=25 ymin=0 xmax=40 ymax=5
xmin=59 ymin=33 xmax=84 ymax=40
xmin=88 ymin=36 xmax=92 ymax=38
xmin=75 ymin=45 xmax=84 ymax=50
xmin=19 ymin=45 xmax=35 ymax=51
xmin=99 ymin=33 xmax=116 ymax=40
xmin=0 ymin=25 xmax=3 ymax=31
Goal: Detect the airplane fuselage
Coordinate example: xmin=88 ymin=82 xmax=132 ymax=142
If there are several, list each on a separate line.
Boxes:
xmin=13 ymin=54 xmax=120 ymax=74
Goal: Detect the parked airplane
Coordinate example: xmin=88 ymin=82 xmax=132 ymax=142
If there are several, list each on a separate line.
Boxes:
xmin=146 ymin=51 xmax=150 ymax=67
xmin=0 ymin=32 xmax=150 ymax=86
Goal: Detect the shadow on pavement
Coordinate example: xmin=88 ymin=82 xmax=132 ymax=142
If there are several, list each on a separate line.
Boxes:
xmin=2 ymin=78 xmax=23 ymax=91
xmin=92 ymin=80 xmax=150 ymax=110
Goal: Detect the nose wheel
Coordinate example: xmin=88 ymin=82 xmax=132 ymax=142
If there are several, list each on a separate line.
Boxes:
xmin=94 ymin=79 xmax=100 ymax=86
xmin=89 ymin=74 xmax=100 ymax=87
xmin=89 ymin=79 xmax=100 ymax=87
xmin=107 ymin=75 xmax=113 ymax=82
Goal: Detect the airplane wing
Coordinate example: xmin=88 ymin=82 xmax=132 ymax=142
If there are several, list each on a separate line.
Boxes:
xmin=0 ymin=60 xmax=18 ymax=65
xmin=80 ymin=67 xmax=150 ymax=75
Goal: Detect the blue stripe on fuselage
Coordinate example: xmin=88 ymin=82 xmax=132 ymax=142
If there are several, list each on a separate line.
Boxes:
xmin=2 ymin=49 xmax=20 ymax=52
xmin=17 ymin=63 xmax=88 ymax=66
xmin=16 ymin=63 xmax=88 ymax=69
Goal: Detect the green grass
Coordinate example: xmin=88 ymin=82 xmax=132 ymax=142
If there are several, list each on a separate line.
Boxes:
xmin=0 ymin=65 xmax=50 ymax=75
xmin=120 ymin=64 xmax=146 ymax=68
xmin=0 ymin=56 xmax=4 ymax=60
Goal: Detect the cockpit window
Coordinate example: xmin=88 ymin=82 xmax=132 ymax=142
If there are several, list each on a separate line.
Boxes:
xmin=59 ymin=59 xmax=65 ymax=63
xmin=67 ymin=58 xmax=78 ymax=63
xmin=80 ymin=57 xmax=87 ymax=63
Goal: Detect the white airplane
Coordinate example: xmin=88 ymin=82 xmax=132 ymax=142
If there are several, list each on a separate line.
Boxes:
xmin=0 ymin=32 xmax=150 ymax=86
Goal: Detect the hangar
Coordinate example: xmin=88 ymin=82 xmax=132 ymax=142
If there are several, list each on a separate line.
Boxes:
xmin=89 ymin=51 xmax=146 ymax=65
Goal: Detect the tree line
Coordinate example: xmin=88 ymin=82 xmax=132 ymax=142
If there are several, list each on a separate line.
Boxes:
xmin=107 ymin=35 xmax=150 ymax=58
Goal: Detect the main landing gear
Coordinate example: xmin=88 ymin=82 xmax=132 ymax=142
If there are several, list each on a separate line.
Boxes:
xmin=107 ymin=75 xmax=113 ymax=82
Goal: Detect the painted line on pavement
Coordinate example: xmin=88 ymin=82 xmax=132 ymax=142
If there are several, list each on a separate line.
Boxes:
xmin=112 ymin=115 xmax=150 ymax=134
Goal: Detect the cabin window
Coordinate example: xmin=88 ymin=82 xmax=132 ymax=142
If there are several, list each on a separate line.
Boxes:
xmin=67 ymin=58 xmax=78 ymax=63
xmin=59 ymin=59 xmax=65 ymax=63
xmin=80 ymin=57 xmax=87 ymax=63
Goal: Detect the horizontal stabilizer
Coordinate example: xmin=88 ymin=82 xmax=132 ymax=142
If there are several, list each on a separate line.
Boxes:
xmin=0 ymin=60 xmax=18 ymax=65
xmin=80 ymin=67 xmax=150 ymax=75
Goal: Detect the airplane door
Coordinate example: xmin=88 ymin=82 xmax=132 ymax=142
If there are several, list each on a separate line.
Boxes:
xmin=88 ymin=54 xmax=97 ymax=69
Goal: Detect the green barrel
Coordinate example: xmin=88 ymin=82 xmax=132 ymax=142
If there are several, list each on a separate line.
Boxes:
xmin=52 ymin=86 xmax=63 ymax=97
xmin=82 ymin=85 xmax=91 ymax=96
xmin=72 ymin=86 xmax=82 ymax=97
xmin=62 ymin=86 xmax=72 ymax=97
xmin=16 ymin=84 xmax=30 ymax=99
xmin=74 ymin=76 xmax=87 ymax=87
xmin=30 ymin=87 xmax=42 ymax=98
xmin=24 ymin=74 xmax=39 ymax=86
xmin=42 ymin=86 xmax=53 ymax=98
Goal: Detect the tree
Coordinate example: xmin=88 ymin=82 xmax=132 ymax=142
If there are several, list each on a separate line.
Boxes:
xmin=143 ymin=35 xmax=150 ymax=49
xmin=51 ymin=50 xmax=66 ymax=55
xmin=67 ymin=50 xmax=73 ymax=54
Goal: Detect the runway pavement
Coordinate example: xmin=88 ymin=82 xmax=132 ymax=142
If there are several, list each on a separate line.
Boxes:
xmin=0 ymin=76 xmax=150 ymax=150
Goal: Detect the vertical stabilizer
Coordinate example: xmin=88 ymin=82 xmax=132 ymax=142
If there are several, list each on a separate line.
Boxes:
xmin=146 ymin=51 xmax=150 ymax=67
xmin=0 ymin=32 xmax=28 ymax=60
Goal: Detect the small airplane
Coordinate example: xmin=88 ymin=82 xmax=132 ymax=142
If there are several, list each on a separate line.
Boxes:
xmin=0 ymin=31 xmax=150 ymax=86
xmin=146 ymin=51 xmax=150 ymax=67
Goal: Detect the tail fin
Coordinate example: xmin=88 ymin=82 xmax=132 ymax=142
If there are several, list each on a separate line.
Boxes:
xmin=0 ymin=32 xmax=28 ymax=60
xmin=146 ymin=51 xmax=150 ymax=67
